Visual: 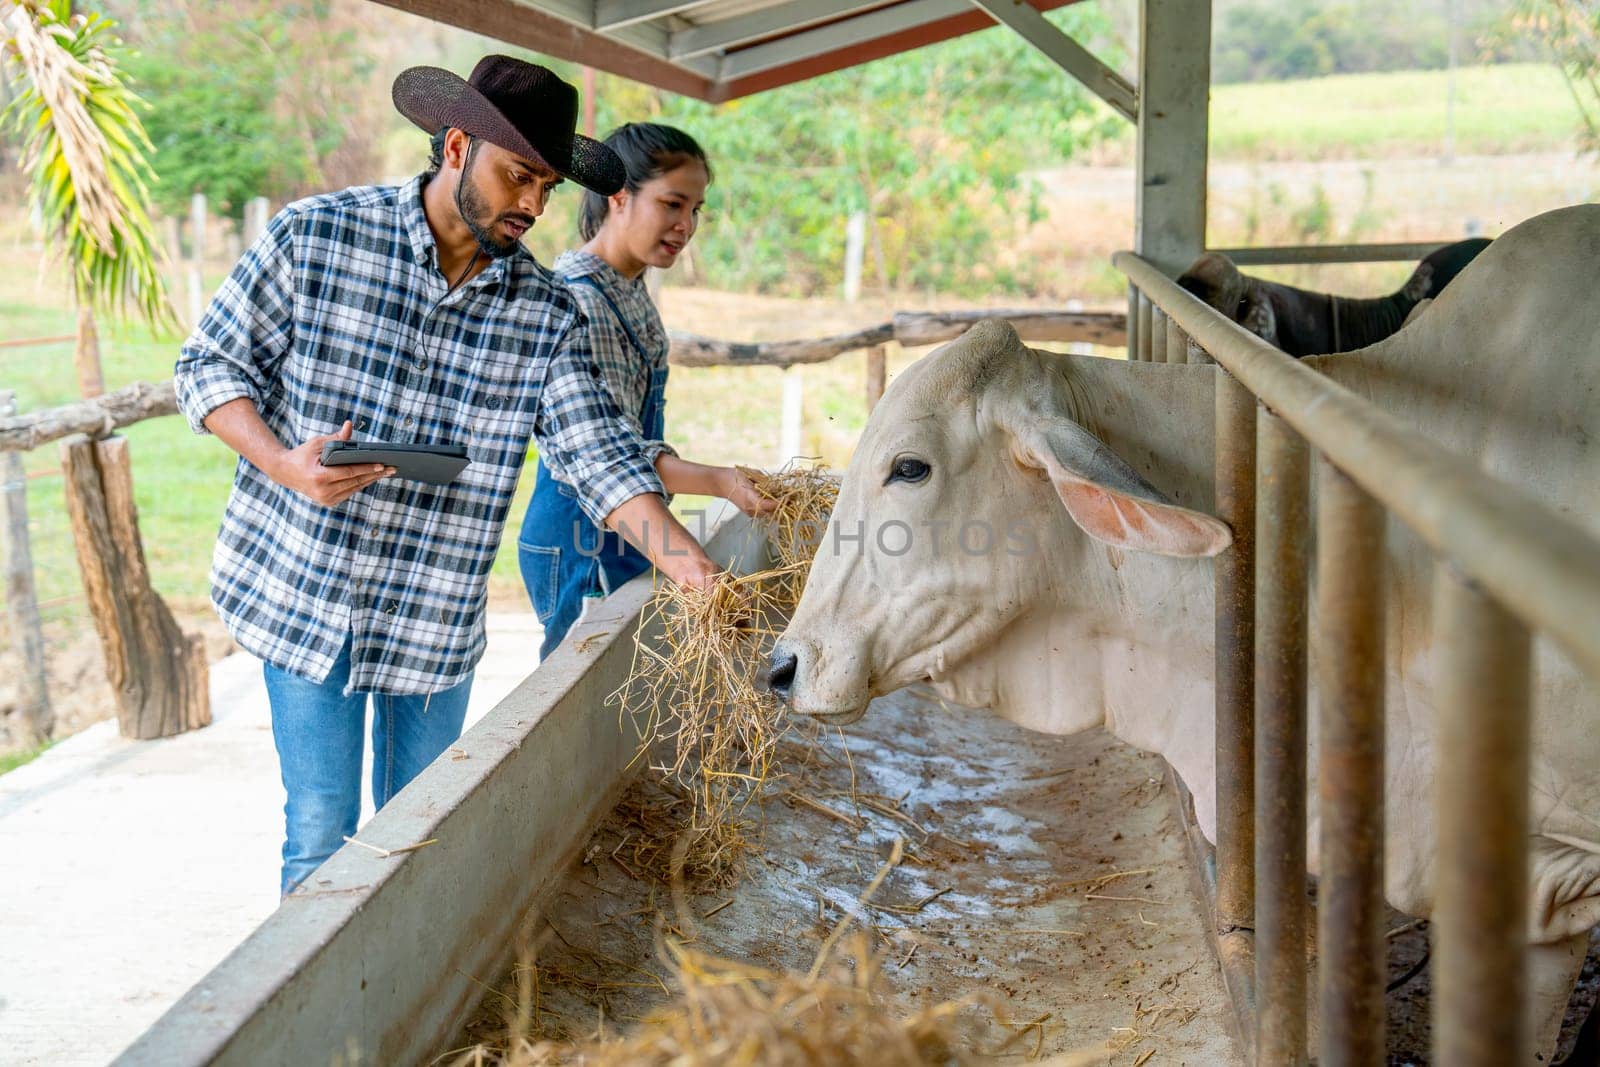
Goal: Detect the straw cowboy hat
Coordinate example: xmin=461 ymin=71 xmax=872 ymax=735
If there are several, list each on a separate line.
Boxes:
xmin=393 ymin=55 xmax=624 ymax=196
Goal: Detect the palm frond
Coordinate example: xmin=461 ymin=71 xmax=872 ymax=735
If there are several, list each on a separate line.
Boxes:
xmin=2 ymin=0 xmax=176 ymax=331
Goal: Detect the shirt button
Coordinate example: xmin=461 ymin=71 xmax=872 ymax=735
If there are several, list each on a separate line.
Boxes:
xmin=416 ymin=360 xmax=429 ymax=372
xmin=367 ymin=526 xmax=380 ymax=539
xmin=486 ymin=397 xmax=500 ymax=410
xmin=404 ymin=416 xmax=416 ymax=428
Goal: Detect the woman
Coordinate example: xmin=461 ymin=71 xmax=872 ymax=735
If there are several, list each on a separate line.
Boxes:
xmin=518 ymin=123 xmax=773 ymax=658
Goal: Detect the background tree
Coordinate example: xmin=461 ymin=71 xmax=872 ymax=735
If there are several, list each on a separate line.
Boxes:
xmin=1210 ymin=0 xmax=1517 ymax=83
xmin=1509 ymin=0 xmax=1600 ymax=155
xmin=114 ymin=0 xmax=379 ymax=221
xmin=528 ymin=7 xmax=1121 ymax=298
xmin=2 ymin=0 xmax=173 ymax=397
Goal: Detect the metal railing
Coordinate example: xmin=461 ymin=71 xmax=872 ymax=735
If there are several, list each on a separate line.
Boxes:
xmin=1113 ymin=249 xmax=1600 ymax=1066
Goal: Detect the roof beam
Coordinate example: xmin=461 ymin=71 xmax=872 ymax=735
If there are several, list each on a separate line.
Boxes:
xmin=718 ymin=0 xmax=971 ymax=81
xmin=669 ymin=0 xmax=886 ymax=61
xmin=967 ymin=0 xmax=1135 ymax=121
xmin=592 ymin=0 xmax=702 ymax=32
xmin=366 ymin=0 xmax=717 ymax=99
xmin=711 ymin=0 xmax=1079 ymax=102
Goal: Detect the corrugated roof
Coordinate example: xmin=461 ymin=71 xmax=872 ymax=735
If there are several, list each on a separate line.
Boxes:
xmin=369 ymin=0 xmax=1086 ymax=102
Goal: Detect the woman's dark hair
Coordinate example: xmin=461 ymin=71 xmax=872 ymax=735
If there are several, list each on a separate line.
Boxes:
xmin=579 ymin=123 xmax=712 ymax=241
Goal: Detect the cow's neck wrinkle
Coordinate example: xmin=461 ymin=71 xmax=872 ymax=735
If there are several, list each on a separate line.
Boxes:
xmin=1041 ymin=354 xmax=1227 ymax=836
xmin=1054 ymin=355 xmax=1220 ymax=512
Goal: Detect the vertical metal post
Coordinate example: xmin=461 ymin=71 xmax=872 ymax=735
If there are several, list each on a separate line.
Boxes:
xmin=1432 ymin=565 xmax=1529 ymax=1066
xmin=1127 ymin=285 xmax=1142 ymax=359
xmin=1167 ymin=321 xmax=1189 ymax=365
xmin=1137 ymin=293 xmax=1154 ymax=362
xmin=1150 ymin=306 xmax=1170 ymax=364
xmin=1215 ymin=370 xmax=1257 ymax=937
xmin=1135 ymin=0 xmax=1212 ymax=277
xmin=1317 ymin=459 xmax=1387 ymax=1067
xmin=1255 ymin=406 xmax=1310 ymax=1067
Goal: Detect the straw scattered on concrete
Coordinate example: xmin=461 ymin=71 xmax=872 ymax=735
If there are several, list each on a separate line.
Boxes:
xmin=443 ymin=842 xmax=1028 ymax=1067
xmin=446 ymin=931 xmax=994 ymax=1067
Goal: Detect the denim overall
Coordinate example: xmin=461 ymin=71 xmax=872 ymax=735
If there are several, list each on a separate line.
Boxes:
xmin=518 ymin=276 xmax=666 ymax=658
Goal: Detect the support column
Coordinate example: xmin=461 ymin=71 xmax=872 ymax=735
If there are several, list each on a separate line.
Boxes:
xmin=1136 ymin=0 xmax=1212 ymax=277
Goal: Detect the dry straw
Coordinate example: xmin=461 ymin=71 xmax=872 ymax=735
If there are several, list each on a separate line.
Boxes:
xmin=609 ymin=462 xmax=839 ymax=888
xmin=446 ymin=843 xmax=1004 ymax=1067
xmin=440 ymin=840 xmax=1109 ymax=1066
xmin=454 ymin=933 xmax=984 ymax=1067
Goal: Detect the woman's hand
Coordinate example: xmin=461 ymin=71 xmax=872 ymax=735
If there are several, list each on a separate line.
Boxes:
xmin=717 ymin=466 xmax=779 ymax=518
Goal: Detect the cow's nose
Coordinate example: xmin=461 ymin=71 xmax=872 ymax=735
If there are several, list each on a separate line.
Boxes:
xmin=767 ymin=645 xmax=798 ymax=702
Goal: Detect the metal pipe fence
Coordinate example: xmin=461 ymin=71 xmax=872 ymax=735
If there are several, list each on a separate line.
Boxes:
xmin=1113 ymin=248 xmax=1600 ymax=1065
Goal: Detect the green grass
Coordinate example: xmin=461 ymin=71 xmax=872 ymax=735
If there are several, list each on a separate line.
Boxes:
xmin=0 ymin=738 xmax=55 ymax=776
xmin=1207 ymin=64 xmax=1584 ymax=160
xmin=1095 ymin=63 xmax=1584 ymax=162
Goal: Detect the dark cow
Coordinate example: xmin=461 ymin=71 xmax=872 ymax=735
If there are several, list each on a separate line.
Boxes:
xmin=1178 ymin=237 xmax=1492 ymax=356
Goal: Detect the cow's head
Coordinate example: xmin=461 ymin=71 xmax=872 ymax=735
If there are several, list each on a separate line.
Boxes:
xmin=1179 ymin=252 xmax=1278 ymax=346
xmin=767 ymin=320 xmax=1230 ymax=728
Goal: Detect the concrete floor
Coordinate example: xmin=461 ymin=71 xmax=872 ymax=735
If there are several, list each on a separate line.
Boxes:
xmin=0 ymin=613 xmax=544 ymax=1067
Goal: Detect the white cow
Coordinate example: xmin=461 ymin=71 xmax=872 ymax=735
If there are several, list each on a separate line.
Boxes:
xmin=770 ymin=205 xmax=1600 ymax=1062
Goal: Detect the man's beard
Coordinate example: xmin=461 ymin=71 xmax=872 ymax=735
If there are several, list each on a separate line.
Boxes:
xmin=455 ymin=146 xmax=533 ymax=259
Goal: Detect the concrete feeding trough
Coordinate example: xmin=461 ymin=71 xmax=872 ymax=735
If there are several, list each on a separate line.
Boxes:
xmin=115 ymin=513 xmax=1239 ymax=1065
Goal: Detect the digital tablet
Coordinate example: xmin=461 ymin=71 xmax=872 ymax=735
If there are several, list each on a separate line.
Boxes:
xmin=320 ymin=440 xmax=470 ymax=485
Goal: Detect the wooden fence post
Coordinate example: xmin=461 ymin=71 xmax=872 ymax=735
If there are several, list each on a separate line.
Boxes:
xmin=245 ymin=196 xmax=270 ymax=244
xmin=779 ymin=366 xmax=803 ymax=466
xmin=190 ymin=191 xmax=207 ymax=263
xmin=865 ymin=344 xmax=887 ymax=411
xmin=60 ymin=433 xmax=209 ymax=739
xmin=1 ymin=391 xmax=52 ymax=745
xmin=843 ymin=211 xmax=867 ymax=303
xmin=188 ymin=192 xmax=207 ymax=327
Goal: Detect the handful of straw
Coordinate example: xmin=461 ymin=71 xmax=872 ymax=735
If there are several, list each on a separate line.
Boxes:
xmin=738 ymin=463 xmax=839 ymax=610
xmin=616 ymin=570 xmax=788 ymax=885
xmin=610 ymin=461 xmax=838 ymax=887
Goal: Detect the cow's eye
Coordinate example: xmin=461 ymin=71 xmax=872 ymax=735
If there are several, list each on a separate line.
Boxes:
xmin=885 ymin=456 xmax=931 ymax=485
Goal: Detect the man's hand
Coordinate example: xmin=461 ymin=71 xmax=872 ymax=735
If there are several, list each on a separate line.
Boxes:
xmin=716 ymin=466 xmax=780 ymax=518
xmin=267 ymin=420 xmax=394 ymax=507
xmin=203 ymin=401 xmax=395 ymax=508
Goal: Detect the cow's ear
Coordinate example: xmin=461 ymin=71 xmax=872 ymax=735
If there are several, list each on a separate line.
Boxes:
xmin=1243 ymin=285 xmax=1278 ymax=345
xmin=1007 ymin=412 xmax=1232 ymax=558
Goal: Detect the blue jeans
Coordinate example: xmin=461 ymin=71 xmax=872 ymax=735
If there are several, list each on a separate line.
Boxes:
xmin=518 ymin=458 xmax=652 ymax=660
xmin=263 ymin=639 xmax=473 ymax=896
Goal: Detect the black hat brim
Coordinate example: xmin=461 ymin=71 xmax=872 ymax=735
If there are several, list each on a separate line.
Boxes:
xmin=392 ymin=66 xmax=624 ymax=196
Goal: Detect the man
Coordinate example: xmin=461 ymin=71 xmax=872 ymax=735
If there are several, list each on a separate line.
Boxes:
xmin=175 ymin=56 xmax=720 ymax=897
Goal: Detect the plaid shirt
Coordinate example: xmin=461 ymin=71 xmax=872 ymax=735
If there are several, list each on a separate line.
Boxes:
xmin=174 ymin=178 xmax=664 ymax=694
xmin=548 ymin=250 xmax=675 ymax=482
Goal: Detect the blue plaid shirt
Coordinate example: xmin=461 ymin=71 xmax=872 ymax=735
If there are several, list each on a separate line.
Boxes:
xmin=548 ymin=250 xmax=675 ymax=482
xmin=174 ymin=177 xmax=664 ymax=694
